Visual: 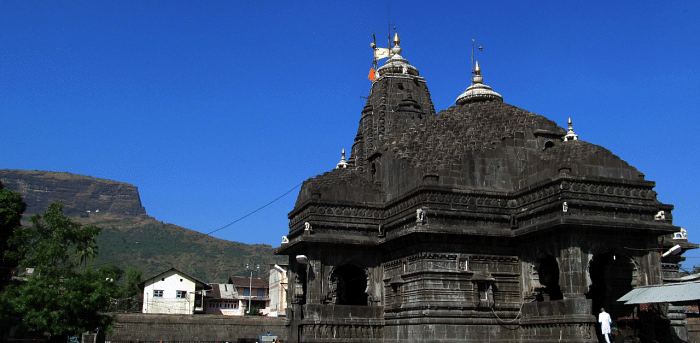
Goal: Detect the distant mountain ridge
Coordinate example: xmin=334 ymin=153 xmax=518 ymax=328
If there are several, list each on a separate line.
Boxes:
xmin=0 ymin=169 xmax=146 ymax=217
xmin=0 ymin=169 xmax=282 ymax=282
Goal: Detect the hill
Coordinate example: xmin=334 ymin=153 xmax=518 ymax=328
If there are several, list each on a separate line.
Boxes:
xmin=0 ymin=169 xmax=284 ymax=282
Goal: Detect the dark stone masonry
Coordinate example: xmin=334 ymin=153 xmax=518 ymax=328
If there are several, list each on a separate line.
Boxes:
xmin=275 ymin=34 xmax=695 ymax=342
xmin=104 ymin=314 xmax=287 ymax=342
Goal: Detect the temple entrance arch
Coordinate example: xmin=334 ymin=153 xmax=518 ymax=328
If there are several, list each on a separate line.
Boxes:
xmin=535 ymin=254 xmax=563 ymax=301
xmin=586 ymin=251 xmax=636 ymax=320
xmin=329 ymin=264 xmax=368 ymax=306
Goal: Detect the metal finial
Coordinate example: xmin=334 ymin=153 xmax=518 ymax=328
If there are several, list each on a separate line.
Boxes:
xmin=391 ymin=32 xmax=402 ymax=56
xmin=472 ymin=61 xmax=483 ymax=84
xmin=336 ymin=149 xmax=348 ymax=169
xmin=564 ymin=117 xmax=579 ymax=141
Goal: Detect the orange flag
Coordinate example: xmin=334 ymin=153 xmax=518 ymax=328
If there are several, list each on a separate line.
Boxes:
xmin=368 ymin=68 xmax=376 ymax=82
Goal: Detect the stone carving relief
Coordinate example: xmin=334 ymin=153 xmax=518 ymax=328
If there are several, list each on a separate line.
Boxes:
xmin=416 ymin=208 xmax=426 ymax=224
xmin=293 ymin=274 xmax=305 ymax=304
xmin=580 ymin=323 xmax=592 ymax=339
xmin=325 ymin=275 xmax=339 ymax=304
xmin=654 ymin=211 xmax=665 ymax=221
xmin=674 ymin=228 xmax=688 ymax=240
xmin=365 ymin=268 xmax=381 ymax=305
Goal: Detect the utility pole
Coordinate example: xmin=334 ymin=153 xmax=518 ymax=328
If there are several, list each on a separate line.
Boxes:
xmin=246 ymin=263 xmax=260 ymax=314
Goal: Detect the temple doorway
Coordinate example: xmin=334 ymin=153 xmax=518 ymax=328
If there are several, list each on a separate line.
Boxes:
xmin=331 ymin=264 xmax=368 ymax=306
xmin=586 ymin=252 xmax=636 ymax=320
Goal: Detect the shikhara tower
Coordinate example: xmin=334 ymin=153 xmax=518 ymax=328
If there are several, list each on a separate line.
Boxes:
xmin=276 ymin=33 xmax=695 ymax=343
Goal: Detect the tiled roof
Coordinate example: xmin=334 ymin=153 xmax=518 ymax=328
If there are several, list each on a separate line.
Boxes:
xmin=228 ymin=276 xmax=268 ymax=289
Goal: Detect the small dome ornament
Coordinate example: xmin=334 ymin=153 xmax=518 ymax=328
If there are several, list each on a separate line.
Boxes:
xmin=336 ymin=149 xmax=349 ymax=169
xmin=455 ymin=61 xmax=503 ymax=105
xmin=375 ymin=32 xmax=419 ymax=78
xmin=564 ymin=118 xmax=579 ymax=141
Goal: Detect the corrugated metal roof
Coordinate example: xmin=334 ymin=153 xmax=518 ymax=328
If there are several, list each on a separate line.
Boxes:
xmin=617 ymin=281 xmax=700 ymax=304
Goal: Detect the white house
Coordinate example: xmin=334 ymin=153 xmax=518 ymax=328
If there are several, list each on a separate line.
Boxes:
xmin=140 ymin=268 xmax=210 ymax=314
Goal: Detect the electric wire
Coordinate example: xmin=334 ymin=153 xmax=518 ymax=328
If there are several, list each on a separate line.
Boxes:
xmin=206 ymin=182 xmax=303 ymax=236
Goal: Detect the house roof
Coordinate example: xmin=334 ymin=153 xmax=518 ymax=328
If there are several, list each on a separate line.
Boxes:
xmin=228 ymin=276 xmax=268 ymax=288
xmin=617 ymin=280 xmax=700 ymax=305
xmin=139 ymin=267 xmax=211 ymax=290
xmin=205 ymin=283 xmax=239 ymax=300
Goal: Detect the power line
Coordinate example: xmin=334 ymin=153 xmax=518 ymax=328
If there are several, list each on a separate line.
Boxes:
xmin=207 ymin=182 xmax=304 ymax=236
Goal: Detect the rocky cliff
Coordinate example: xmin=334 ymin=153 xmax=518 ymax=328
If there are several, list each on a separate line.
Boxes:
xmin=0 ymin=169 xmax=282 ymax=282
xmin=0 ymin=169 xmax=147 ymax=217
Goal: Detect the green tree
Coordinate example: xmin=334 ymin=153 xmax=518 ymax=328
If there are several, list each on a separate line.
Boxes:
xmin=118 ymin=266 xmax=143 ymax=312
xmin=0 ymin=181 xmax=27 ymax=285
xmin=2 ymin=202 xmax=118 ymax=342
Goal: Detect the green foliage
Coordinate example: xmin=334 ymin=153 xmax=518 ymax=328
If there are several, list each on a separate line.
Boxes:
xmin=7 ymin=202 xmax=101 ymax=278
xmin=246 ymin=305 xmax=264 ymax=316
xmin=0 ymin=181 xmax=27 ymax=284
xmin=1 ymin=202 xmax=117 ymax=339
xmin=107 ymin=266 xmax=144 ymax=312
xmin=693 ymin=265 xmax=700 ymax=274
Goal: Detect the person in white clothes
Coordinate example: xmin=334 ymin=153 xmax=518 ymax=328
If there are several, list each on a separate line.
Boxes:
xmin=598 ymin=307 xmax=612 ymax=343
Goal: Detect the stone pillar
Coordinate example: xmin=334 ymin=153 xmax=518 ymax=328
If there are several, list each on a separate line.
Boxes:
xmin=306 ymin=259 xmax=322 ymax=304
xmin=560 ymin=246 xmax=586 ymax=298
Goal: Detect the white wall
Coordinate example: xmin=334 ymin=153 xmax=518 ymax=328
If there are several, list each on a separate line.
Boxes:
xmin=268 ymin=265 xmax=288 ymax=317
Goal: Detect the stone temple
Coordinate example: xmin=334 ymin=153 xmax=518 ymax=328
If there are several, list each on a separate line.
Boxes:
xmin=275 ymin=33 xmax=695 ymax=343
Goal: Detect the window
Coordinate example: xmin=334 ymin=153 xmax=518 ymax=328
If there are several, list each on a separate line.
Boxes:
xmin=257 ymin=289 xmax=264 ymax=297
xmin=243 ymin=289 xmax=250 ymax=296
xmin=176 ymin=290 xmax=187 ymax=299
xmin=153 ymin=290 xmax=163 ymax=298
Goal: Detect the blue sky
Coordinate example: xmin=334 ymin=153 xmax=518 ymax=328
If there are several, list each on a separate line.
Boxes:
xmin=2 ymin=1 xmax=699 ymax=268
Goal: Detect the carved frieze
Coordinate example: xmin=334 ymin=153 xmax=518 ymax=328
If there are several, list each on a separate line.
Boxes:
xmin=288 ymin=178 xmax=667 ymax=239
xmin=406 ymin=252 xmax=458 ymax=261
